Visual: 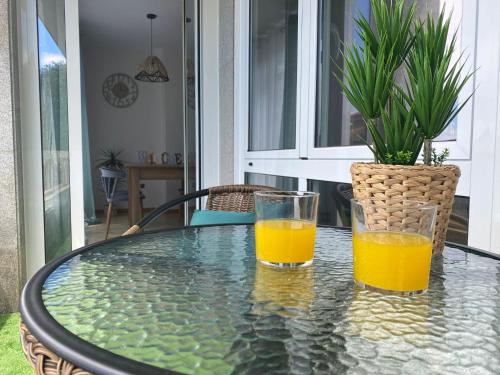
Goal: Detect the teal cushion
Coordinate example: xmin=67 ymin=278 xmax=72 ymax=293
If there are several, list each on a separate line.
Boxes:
xmin=190 ymin=210 xmax=256 ymax=226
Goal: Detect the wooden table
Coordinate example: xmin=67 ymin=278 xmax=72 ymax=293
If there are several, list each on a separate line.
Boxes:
xmin=125 ymin=164 xmax=184 ymax=226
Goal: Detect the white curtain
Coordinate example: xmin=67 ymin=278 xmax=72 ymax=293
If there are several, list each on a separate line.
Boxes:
xmin=250 ymin=27 xmax=287 ymax=150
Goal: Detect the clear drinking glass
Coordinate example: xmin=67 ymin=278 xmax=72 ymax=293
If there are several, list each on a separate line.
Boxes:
xmin=351 ymin=199 xmax=438 ymax=295
xmin=254 ymin=191 xmax=319 ymax=267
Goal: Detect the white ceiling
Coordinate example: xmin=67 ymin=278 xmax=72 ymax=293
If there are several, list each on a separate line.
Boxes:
xmin=79 ymin=0 xmax=182 ymax=50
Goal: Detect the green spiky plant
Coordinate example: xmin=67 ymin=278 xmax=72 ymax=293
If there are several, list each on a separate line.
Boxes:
xmin=405 ymin=11 xmax=474 ymax=165
xmin=339 ymin=0 xmax=473 ymax=166
xmin=96 ymin=148 xmax=125 ymax=170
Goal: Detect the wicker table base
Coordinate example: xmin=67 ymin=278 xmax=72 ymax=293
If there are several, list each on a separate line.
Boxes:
xmin=20 ymin=321 xmax=93 ymax=375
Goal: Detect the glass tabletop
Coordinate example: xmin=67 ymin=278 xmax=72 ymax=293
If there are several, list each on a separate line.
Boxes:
xmin=40 ymin=225 xmax=500 ymax=374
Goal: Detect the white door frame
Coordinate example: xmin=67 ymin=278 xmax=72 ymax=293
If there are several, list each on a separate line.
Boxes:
xmin=468 ymin=0 xmax=500 ymax=253
xmin=66 ymin=0 xmax=85 ymax=249
xmin=199 ymin=0 xmax=220 ymax=189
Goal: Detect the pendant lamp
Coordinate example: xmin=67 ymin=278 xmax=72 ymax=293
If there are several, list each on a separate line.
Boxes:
xmin=135 ymin=13 xmax=169 ymax=82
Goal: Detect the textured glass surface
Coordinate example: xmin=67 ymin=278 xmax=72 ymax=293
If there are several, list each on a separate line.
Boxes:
xmin=43 ymin=226 xmax=500 ymax=374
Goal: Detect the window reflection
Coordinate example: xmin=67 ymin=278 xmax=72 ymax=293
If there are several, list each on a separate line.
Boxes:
xmin=307 ymin=180 xmax=352 ymax=227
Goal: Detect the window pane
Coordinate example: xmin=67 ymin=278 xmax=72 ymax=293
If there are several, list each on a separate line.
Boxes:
xmin=316 ymin=0 xmax=458 ymax=147
xmin=249 ymin=0 xmax=298 ymax=151
xmin=38 ymin=0 xmax=72 ymax=262
xmin=316 ymin=0 xmax=370 ymax=148
xmin=434 ymin=117 xmax=457 ymax=141
xmin=245 ymin=172 xmax=298 ymax=190
xmin=307 ymin=180 xmax=352 ymax=227
xmin=447 ymin=196 xmax=469 ymax=245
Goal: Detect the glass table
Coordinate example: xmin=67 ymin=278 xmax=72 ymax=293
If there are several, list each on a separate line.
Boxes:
xmin=20 ymin=225 xmax=500 ymax=374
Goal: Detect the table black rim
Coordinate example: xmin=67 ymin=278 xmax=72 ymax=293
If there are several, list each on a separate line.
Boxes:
xmin=19 ymin=223 xmax=500 ymax=375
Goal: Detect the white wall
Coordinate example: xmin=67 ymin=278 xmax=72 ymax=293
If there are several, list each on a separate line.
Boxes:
xmin=82 ymin=42 xmax=184 ymax=210
xmin=219 ymin=0 xmax=235 ymax=185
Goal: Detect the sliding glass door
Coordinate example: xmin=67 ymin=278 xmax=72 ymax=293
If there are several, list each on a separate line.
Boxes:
xmin=17 ymin=0 xmax=83 ymax=275
xmin=37 ymin=0 xmax=72 ymax=262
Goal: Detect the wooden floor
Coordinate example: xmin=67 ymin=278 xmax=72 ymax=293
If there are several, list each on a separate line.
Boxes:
xmin=85 ymin=211 xmax=184 ymax=245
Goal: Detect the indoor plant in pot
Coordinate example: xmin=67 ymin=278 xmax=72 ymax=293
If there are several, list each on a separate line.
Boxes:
xmin=96 ymin=148 xmax=125 ymax=170
xmin=340 ymin=0 xmax=473 ymax=254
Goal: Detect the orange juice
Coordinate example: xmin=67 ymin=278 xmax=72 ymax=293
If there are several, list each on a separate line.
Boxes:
xmin=255 ymin=219 xmax=316 ymax=264
xmin=353 ymin=231 xmax=432 ymax=292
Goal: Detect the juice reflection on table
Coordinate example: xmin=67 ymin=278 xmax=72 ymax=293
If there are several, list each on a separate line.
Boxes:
xmin=353 ymin=231 xmax=432 ymax=293
xmin=255 ymin=219 xmax=316 ymax=265
xmin=346 ymin=287 xmax=430 ymax=343
xmin=252 ymin=262 xmax=315 ymax=316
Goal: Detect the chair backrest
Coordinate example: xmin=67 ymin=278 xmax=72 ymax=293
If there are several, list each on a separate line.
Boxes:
xmin=206 ymin=184 xmax=278 ymax=213
xmin=334 ymin=183 xmax=353 ymax=227
xmin=123 ymin=184 xmax=278 ymax=235
xmin=99 ymin=167 xmax=126 ymax=202
xmin=336 ymin=183 xmax=353 ymax=203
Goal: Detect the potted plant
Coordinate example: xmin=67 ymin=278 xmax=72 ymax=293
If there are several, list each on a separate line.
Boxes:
xmin=340 ymin=0 xmax=473 ymax=254
xmin=96 ymin=148 xmax=125 ymax=170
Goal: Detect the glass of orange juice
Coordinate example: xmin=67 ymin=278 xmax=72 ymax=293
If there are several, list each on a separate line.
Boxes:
xmin=254 ymin=191 xmax=319 ymax=267
xmin=351 ymin=199 xmax=437 ymax=295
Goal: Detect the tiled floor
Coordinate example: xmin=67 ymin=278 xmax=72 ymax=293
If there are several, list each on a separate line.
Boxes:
xmin=85 ymin=211 xmax=184 ymax=245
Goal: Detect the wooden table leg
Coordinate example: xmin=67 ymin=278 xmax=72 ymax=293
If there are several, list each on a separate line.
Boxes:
xmin=128 ymin=168 xmax=141 ymax=227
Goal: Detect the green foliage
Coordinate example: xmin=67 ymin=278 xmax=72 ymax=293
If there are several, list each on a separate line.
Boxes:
xmin=356 ymin=0 xmax=416 ymax=69
xmin=338 ymin=0 xmax=415 ymax=121
xmin=385 ymin=150 xmax=414 ymax=165
xmin=367 ymin=91 xmax=424 ymax=165
xmin=406 ymin=10 xmax=474 ymax=148
xmin=338 ymin=37 xmax=395 ymax=120
xmin=338 ymin=0 xmax=474 ymax=166
xmin=431 ymin=148 xmax=450 ymax=166
xmin=96 ymin=148 xmax=125 ymax=170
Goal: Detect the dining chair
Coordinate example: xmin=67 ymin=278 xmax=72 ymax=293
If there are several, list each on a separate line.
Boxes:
xmin=99 ymin=167 xmax=144 ymax=239
xmin=122 ymin=184 xmax=277 ymax=236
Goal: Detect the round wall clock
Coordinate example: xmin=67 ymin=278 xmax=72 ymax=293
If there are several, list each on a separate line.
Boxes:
xmin=102 ymin=73 xmax=139 ymax=108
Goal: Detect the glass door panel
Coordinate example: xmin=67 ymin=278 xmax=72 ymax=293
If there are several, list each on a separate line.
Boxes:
xmin=316 ymin=0 xmax=370 ymax=148
xmin=245 ymin=172 xmax=298 ymax=190
xmin=37 ymin=0 xmax=72 ymax=262
xmin=307 ymin=179 xmax=352 ymax=227
xmin=249 ymin=0 xmax=298 ymax=151
xmin=184 ymin=0 xmax=198 ymax=222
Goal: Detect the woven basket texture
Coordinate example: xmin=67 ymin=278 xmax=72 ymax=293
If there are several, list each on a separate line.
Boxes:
xmin=20 ymin=322 xmax=93 ymax=375
xmin=350 ymin=163 xmax=460 ymax=254
xmin=206 ymin=184 xmax=278 ymax=212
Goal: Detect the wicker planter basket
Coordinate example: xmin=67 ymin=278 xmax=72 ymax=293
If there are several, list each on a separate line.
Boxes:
xmin=350 ymin=162 xmax=460 ymax=254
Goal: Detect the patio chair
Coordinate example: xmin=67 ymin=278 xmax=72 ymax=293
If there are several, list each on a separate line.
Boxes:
xmin=100 ymin=167 xmax=144 ymax=239
xmin=123 ymin=184 xmax=277 ymax=236
xmin=333 ymin=183 xmax=353 ymax=227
